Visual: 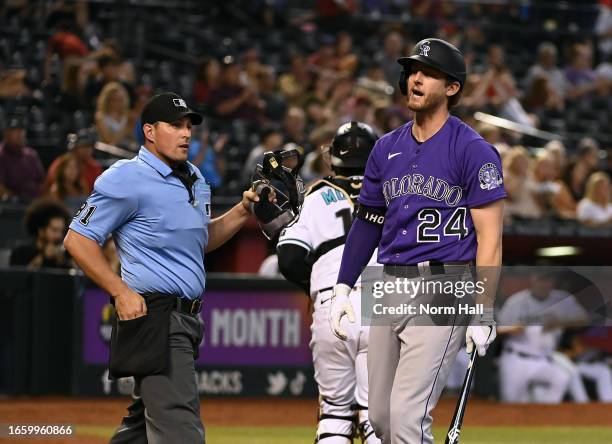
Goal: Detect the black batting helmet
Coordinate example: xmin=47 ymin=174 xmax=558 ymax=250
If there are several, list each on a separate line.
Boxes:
xmin=329 ymin=121 xmax=378 ymax=174
xmin=397 ymin=38 xmax=466 ymax=96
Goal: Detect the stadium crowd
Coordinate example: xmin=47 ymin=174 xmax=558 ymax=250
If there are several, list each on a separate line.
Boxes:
xmin=0 ymin=0 xmax=611 ymax=404
xmin=0 ymin=1 xmax=611 ymax=263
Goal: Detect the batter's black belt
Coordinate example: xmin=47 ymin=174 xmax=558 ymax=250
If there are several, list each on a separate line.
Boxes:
xmin=383 ymin=260 xmax=472 ymax=278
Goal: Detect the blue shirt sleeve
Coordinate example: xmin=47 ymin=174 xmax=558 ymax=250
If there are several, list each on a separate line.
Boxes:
xmin=462 ymin=139 xmax=507 ymax=208
xmin=68 ymin=164 xmax=138 ymax=245
xmin=357 ymin=142 xmax=386 ymax=207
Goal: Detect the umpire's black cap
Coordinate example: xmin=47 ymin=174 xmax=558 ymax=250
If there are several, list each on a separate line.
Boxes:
xmin=141 ymin=92 xmax=203 ymax=126
xmin=397 ymin=38 xmax=466 ymax=89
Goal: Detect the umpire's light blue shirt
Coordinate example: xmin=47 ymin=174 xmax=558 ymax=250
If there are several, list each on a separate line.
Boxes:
xmin=69 ymin=146 xmax=211 ymax=300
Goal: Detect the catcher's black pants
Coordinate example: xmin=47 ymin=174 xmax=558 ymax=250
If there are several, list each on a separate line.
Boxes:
xmin=109 ymin=310 xmax=205 ymax=444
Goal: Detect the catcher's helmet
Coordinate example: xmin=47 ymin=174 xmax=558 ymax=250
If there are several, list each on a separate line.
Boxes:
xmin=397 ymin=38 xmax=466 ymax=96
xmin=329 ymin=121 xmax=378 ymax=173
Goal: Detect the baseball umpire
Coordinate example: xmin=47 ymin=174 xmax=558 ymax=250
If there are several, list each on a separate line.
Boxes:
xmin=64 ymin=92 xmax=261 ymax=443
xmin=276 ymin=122 xmax=381 ymax=443
xmin=329 ymin=38 xmax=506 ymax=443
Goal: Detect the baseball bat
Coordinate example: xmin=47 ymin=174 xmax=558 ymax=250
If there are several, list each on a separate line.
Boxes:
xmin=444 ymin=350 xmax=477 ymax=444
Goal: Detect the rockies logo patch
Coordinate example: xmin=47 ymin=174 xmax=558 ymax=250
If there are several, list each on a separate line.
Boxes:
xmin=478 ymin=163 xmax=503 ymax=190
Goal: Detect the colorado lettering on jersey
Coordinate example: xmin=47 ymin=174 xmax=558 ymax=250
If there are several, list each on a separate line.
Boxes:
xmin=382 ymin=174 xmax=462 ymax=207
xmin=320 ymin=188 xmax=347 ymax=205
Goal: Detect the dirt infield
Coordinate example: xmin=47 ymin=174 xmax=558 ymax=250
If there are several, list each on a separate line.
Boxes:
xmin=0 ymin=397 xmax=611 ymax=443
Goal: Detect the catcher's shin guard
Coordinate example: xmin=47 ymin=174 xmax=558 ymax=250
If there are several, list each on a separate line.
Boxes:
xmin=314 ymin=397 xmax=355 ymax=443
xmin=357 ymin=408 xmax=379 ymax=444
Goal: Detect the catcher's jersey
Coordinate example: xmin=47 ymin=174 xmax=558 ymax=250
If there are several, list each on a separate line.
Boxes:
xmin=359 ymin=115 xmax=506 ymax=265
xmin=277 ymin=180 xmax=377 ymax=297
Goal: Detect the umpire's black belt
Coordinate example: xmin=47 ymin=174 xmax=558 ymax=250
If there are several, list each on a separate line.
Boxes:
xmin=142 ymin=292 xmax=203 ymax=315
xmin=383 ymin=260 xmax=471 ymax=279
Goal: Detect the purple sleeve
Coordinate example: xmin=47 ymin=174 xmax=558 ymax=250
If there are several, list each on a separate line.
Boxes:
xmin=337 ymin=217 xmax=382 ymax=288
xmin=357 ymin=143 xmax=386 ymax=207
xmin=462 ymin=139 xmax=507 ymax=208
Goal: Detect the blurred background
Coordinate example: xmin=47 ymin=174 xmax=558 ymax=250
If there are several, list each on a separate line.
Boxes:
xmin=0 ymin=0 xmax=611 ymax=441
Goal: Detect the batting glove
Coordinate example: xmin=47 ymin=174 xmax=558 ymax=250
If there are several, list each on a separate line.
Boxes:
xmin=329 ymin=283 xmax=355 ymax=341
xmin=465 ymin=325 xmax=496 ymax=356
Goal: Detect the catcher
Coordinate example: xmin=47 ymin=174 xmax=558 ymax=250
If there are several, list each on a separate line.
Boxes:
xmin=253 ymin=122 xmax=381 ymax=443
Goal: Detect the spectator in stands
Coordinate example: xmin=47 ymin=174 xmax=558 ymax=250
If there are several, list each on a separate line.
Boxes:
xmin=282 ymin=106 xmax=309 ymax=150
xmin=242 ymin=47 xmax=264 ymax=87
xmin=576 ymin=171 xmax=612 ymax=227
xmin=301 ymin=127 xmax=335 ymax=184
xmin=532 ymin=152 xmax=576 ymax=219
xmin=98 ymin=39 xmax=136 ymax=86
xmin=299 ymin=70 xmax=336 ymax=116
xmin=95 ymin=81 xmax=134 ymax=146
xmin=355 ymin=64 xmax=394 ymax=108
xmin=564 ymin=43 xmax=598 ymax=99
xmin=342 ymin=95 xmax=375 ymax=127
xmin=9 ymin=198 xmax=72 ymax=269
xmin=193 ymin=57 xmax=221 ymax=108
xmin=564 ymin=137 xmax=601 ymax=200
xmin=257 ymin=65 xmax=287 ymax=123
xmin=503 ymin=146 xmax=543 ymax=220
xmin=545 ymin=140 xmax=569 ymax=176
xmin=278 ymin=53 xmax=312 ymax=105
xmin=209 ymin=55 xmax=264 ymax=123
xmin=44 ymin=19 xmax=89 ymax=84
xmin=335 ymin=31 xmax=358 ymax=75
xmin=523 ymin=74 xmax=564 ymax=116
xmin=243 ymin=127 xmax=283 ymax=179
xmin=304 ymin=97 xmax=334 ymax=136
xmin=47 ymin=154 xmax=88 ymax=214
xmin=0 ymin=68 xmax=32 ymax=98
xmin=479 ymin=45 xmax=535 ymax=126
xmin=475 ymin=122 xmax=502 ymax=145
xmin=45 ymin=128 xmax=102 ymax=194
xmin=188 ymin=126 xmax=228 ymax=189
xmin=307 ymin=34 xmax=338 ymax=72
xmin=525 ymin=42 xmax=567 ymax=98
xmin=377 ymin=31 xmax=404 ymax=86
xmin=84 ymin=55 xmax=123 ymax=109
xmin=0 ymin=113 xmax=44 ymax=200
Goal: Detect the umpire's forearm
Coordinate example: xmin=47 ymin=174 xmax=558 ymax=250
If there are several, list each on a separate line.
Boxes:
xmin=64 ymin=229 xmax=129 ymax=299
xmin=205 ymin=203 xmax=250 ymax=253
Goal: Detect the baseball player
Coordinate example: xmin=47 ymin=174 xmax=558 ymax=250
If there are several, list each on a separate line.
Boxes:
xmin=276 ymin=122 xmax=381 ymax=443
xmin=329 ymin=38 xmax=506 ymax=443
xmin=497 ymin=272 xmax=591 ymax=403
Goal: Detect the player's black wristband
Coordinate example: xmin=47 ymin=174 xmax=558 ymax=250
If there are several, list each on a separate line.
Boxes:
xmin=356 ymin=204 xmax=386 ymax=226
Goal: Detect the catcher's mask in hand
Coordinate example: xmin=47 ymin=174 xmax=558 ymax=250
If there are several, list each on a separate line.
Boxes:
xmin=250 ymin=151 xmax=305 ymax=239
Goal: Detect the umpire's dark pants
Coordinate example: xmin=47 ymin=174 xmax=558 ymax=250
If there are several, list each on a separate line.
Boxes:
xmin=109 ymin=310 xmax=205 ymax=444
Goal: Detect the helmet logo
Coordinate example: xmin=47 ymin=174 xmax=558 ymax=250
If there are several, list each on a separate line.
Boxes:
xmin=419 ymin=41 xmax=431 ymax=57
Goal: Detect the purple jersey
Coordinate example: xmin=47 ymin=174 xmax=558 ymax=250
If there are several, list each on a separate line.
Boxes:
xmin=358 ymin=116 xmax=506 ymax=264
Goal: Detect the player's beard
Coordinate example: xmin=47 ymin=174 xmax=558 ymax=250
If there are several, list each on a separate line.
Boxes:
xmin=406 ymin=89 xmax=447 ymax=113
